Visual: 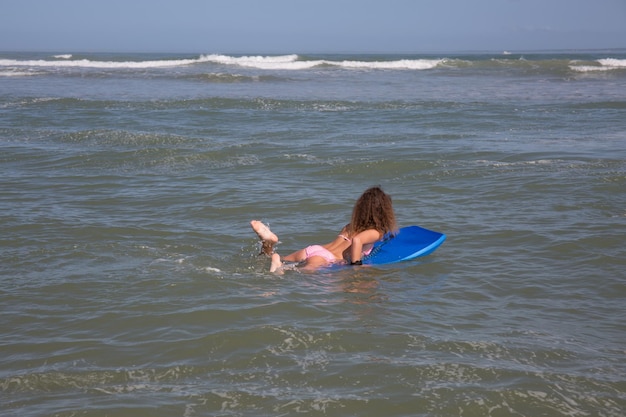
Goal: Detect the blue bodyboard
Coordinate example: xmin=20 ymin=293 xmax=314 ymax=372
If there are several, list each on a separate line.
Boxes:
xmin=362 ymin=225 xmax=446 ymax=265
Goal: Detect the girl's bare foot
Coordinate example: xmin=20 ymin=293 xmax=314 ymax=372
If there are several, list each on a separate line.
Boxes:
xmin=250 ymin=220 xmax=278 ymax=255
xmin=250 ymin=220 xmax=278 ymax=243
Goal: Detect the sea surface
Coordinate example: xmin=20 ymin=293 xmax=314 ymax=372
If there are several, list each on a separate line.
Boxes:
xmin=1 ymin=51 xmax=625 ymax=417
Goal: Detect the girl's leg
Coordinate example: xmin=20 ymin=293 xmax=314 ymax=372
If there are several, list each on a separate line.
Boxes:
xmin=250 ymin=220 xmax=311 ymax=273
xmin=272 ymin=250 xmax=328 ymax=273
xmin=270 ymin=253 xmax=283 ymax=273
xmin=281 ymin=248 xmax=307 ymax=262
xmin=271 ymin=248 xmax=307 ymax=273
xmin=250 ymin=220 xmax=278 ymax=255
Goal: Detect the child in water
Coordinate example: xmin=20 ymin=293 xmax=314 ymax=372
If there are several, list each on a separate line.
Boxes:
xmin=251 ymin=186 xmax=398 ymax=273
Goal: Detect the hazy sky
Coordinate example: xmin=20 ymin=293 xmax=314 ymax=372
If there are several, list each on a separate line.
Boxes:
xmin=2 ymin=0 xmax=625 ymax=53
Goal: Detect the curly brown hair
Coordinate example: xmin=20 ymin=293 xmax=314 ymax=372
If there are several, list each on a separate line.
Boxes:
xmin=348 ymin=186 xmax=397 ymax=236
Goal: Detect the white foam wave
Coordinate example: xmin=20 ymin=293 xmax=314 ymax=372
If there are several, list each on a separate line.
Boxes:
xmin=598 ymin=58 xmax=626 ymax=68
xmin=0 ymin=70 xmax=40 ymax=77
xmin=336 ymin=58 xmax=443 ymax=70
xmin=201 ymin=54 xmax=443 ymax=70
xmin=200 ymin=54 xmax=308 ymax=69
xmin=570 ymin=58 xmax=626 ymax=72
xmin=0 ymin=54 xmax=301 ymax=70
xmin=0 ymin=56 xmax=211 ymax=69
xmin=0 ymin=54 xmax=443 ymax=71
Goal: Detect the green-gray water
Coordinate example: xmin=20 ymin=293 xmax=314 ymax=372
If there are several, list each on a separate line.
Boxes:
xmin=1 ymin=52 xmax=625 ymax=416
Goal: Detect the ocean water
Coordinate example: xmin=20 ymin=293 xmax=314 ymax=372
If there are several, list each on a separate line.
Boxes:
xmin=1 ymin=51 xmax=625 ymax=416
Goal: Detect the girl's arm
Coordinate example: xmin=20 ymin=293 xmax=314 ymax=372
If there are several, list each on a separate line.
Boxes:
xmin=350 ymin=229 xmax=381 ymax=263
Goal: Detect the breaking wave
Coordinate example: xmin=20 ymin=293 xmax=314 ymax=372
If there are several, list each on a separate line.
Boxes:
xmin=0 ymin=53 xmax=444 ymax=71
xmin=201 ymin=54 xmax=444 ymax=70
xmin=570 ymin=58 xmax=626 ymax=72
xmin=1 ymin=53 xmax=624 ymax=75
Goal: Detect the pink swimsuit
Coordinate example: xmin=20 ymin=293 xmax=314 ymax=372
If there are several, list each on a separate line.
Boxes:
xmin=303 ymin=234 xmax=374 ymax=264
xmin=304 ymin=245 xmax=337 ymax=262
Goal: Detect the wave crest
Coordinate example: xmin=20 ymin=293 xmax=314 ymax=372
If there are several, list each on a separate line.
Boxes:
xmin=3 ymin=53 xmax=623 ymax=73
xmin=0 ymin=54 xmax=444 ymax=71
xmin=201 ymin=54 xmax=443 ymax=70
xmin=570 ymin=58 xmax=626 ymax=72
xmin=0 ymin=56 xmax=209 ymax=69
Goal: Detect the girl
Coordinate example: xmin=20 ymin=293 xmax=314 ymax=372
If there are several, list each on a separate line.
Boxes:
xmin=251 ymin=186 xmax=397 ymax=273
